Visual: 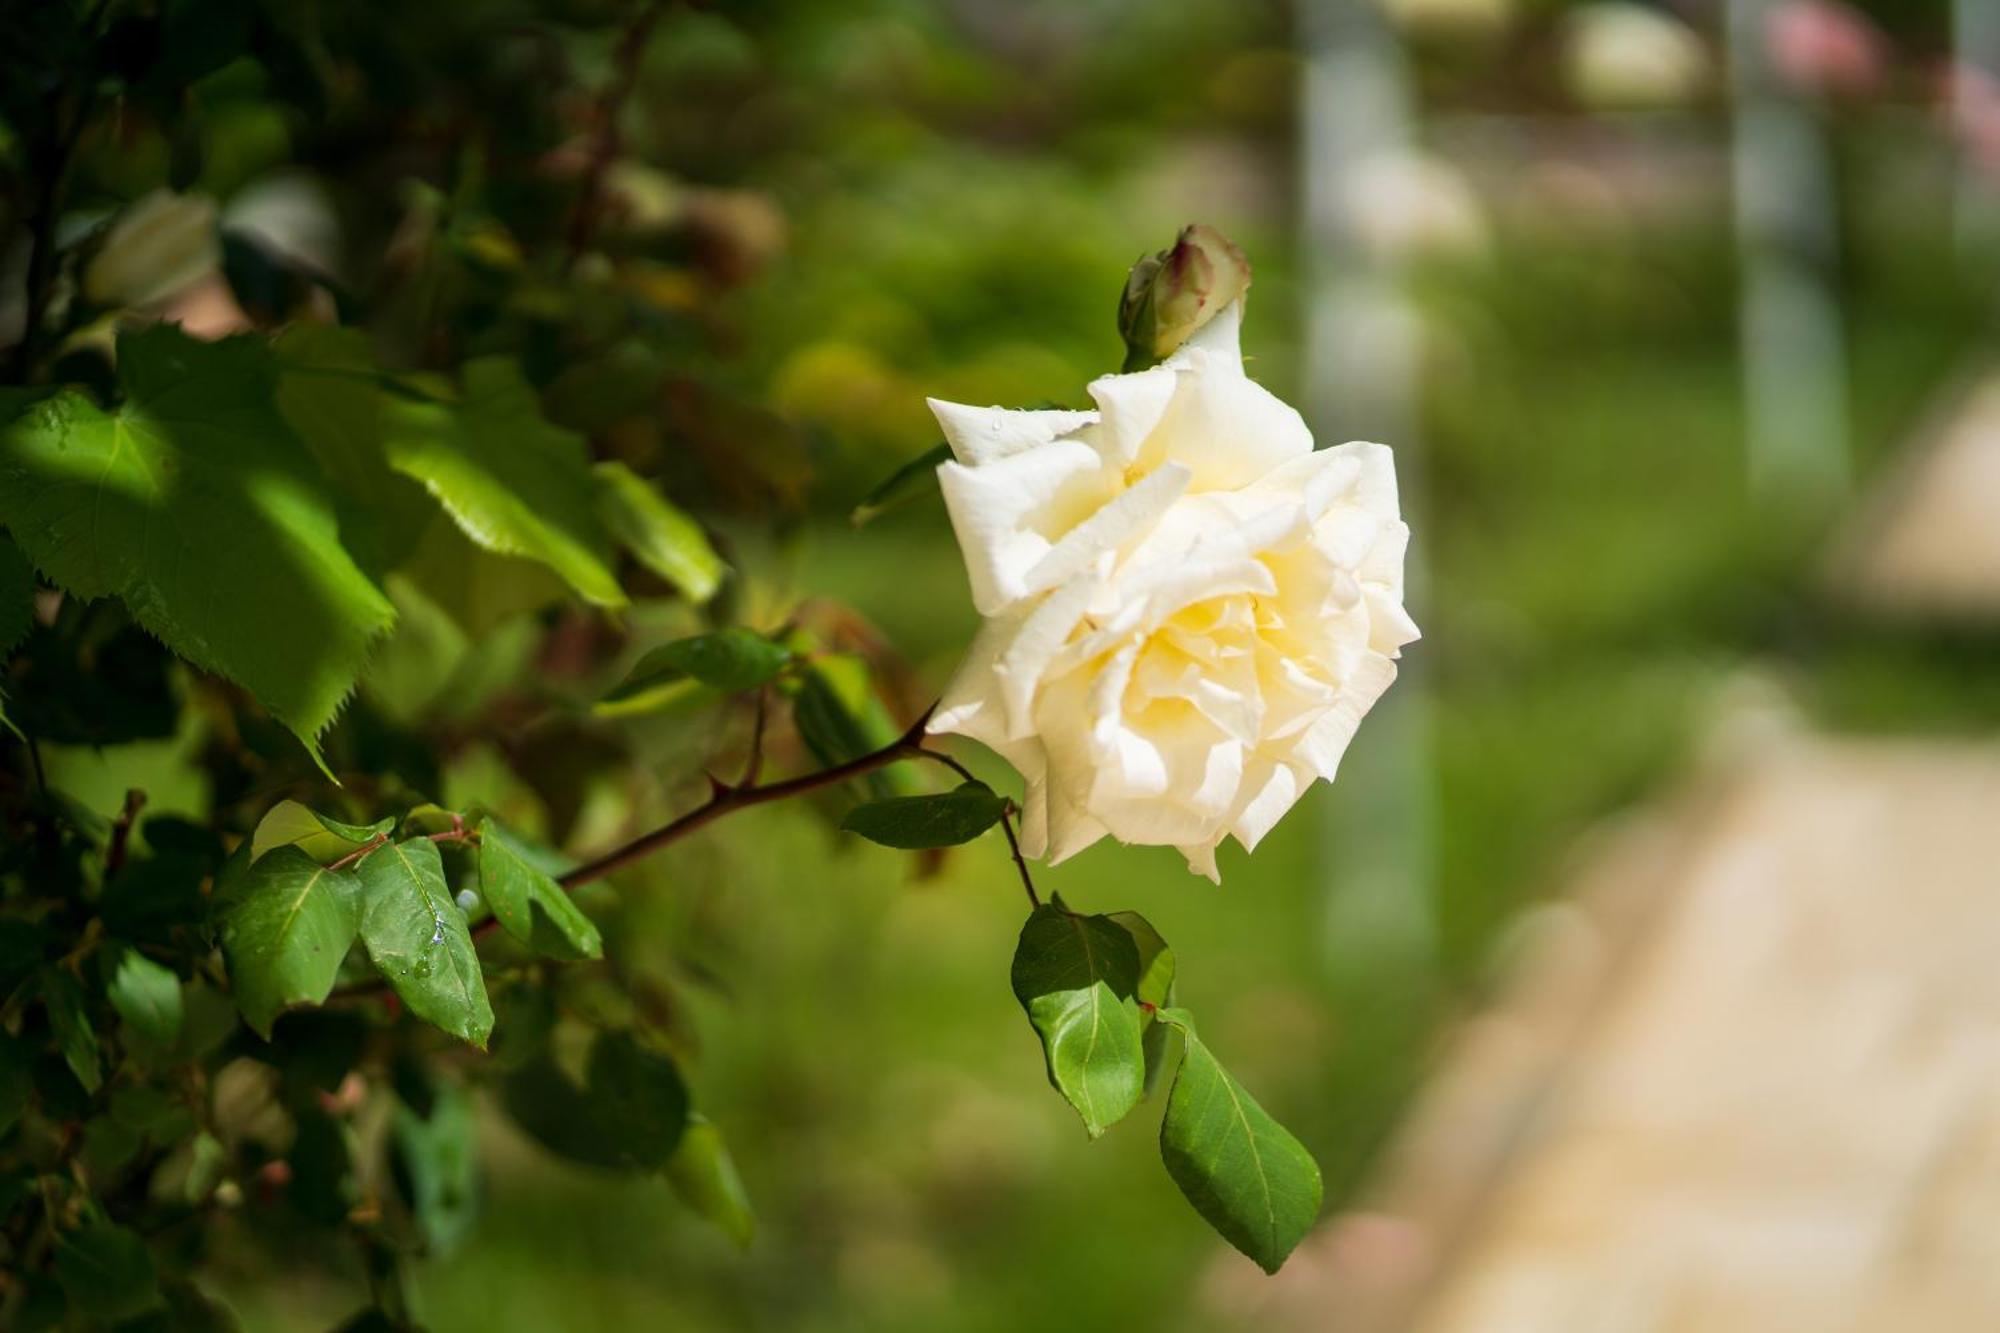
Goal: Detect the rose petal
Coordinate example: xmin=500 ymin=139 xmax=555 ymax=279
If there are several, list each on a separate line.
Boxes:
xmin=928 ymin=398 xmax=1097 ymax=467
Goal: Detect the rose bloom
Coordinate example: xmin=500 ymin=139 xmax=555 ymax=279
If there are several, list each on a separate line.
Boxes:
xmin=926 ymin=299 xmax=1418 ymax=880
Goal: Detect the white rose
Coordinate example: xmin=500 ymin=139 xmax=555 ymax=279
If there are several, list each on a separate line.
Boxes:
xmin=926 ymin=299 xmax=1419 ymax=881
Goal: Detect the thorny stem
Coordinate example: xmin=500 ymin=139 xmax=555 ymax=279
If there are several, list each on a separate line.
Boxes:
xmin=334 ymin=703 xmax=1044 ymax=992
xmin=556 ymin=704 xmax=939 ymax=889
xmin=996 ymin=803 xmax=1042 ymax=909
xmin=329 ymin=826 xmax=477 ymax=873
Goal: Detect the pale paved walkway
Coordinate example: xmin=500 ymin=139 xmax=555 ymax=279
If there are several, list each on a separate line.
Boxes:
xmin=1833 ymin=372 xmax=2000 ymax=615
xmin=1207 ymin=736 xmax=2000 ymax=1332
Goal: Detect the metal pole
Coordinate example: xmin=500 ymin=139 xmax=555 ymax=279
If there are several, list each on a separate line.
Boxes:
xmin=1298 ymin=0 xmax=1435 ymax=980
xmin=1728 ymin=0 xmax=1850 ymax=504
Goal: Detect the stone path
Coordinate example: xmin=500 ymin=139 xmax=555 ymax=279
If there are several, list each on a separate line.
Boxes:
xmin=1832 ymin=371 xmax=2000 ymax=615
xmin=1204 ymin=734 xmax=2000 ymax=1332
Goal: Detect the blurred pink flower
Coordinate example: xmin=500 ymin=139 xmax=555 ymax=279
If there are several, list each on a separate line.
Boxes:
xmin=1943 ymin=62 xmax=2000 ymax=180
xmin=1766 ymin=0 xmax=1886 ymax=100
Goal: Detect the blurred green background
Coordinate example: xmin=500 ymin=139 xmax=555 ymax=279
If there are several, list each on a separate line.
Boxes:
xmin=30 ymin=0 xmax=2000 ymax=1326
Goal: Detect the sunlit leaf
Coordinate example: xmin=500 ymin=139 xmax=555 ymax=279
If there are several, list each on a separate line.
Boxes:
xmin=249 ymin=800 xmax=392 ymax=865
xmin=1154 ymin=1007 xmax=1322 ymax=1273
xmin=385 ymin=358 xmax=624 ymax=608
xmin=0 ymin=325 xmax=397 ymax=764
xmin=665 ymin=1114 xmax=754 ymax=1249
xmin=594 ymin=461 xmax=724 ymax=603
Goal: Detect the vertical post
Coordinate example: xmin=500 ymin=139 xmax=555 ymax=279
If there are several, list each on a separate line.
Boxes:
xmin=1298 ymin=0 xmax=1435 ymax=979
xmin=1955 ymin=0 xmax=2000 ymax=258
xmin=1728 ymin=0 xmax=1849 ymax=504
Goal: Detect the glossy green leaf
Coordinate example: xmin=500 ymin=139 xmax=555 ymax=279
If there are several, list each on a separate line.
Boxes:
xmin=593 ymin=461 xmax=724 ymax=603
xmin=1009 ymin=903 xmax=1145 ymax=1138
xmin=217 ymin=846 xmax=361 ymax=1038
xmin=1155 ymin=1007 xmax=1323 ymax=1273
xmin=355 ymin=839 xmax=493 ymax=1047
xmin=841 ymin=781 xmax=1006 ymax=849
xmin=0 ymin=326 xmax=397 ymax=763
xmin=611 ymin=628 xmax=792 ymax=699
xmin=477 ymin=819 xmax=600 ymax=960
xmin=850 ymin=441 xmax=949 ymax=526
xmin=55 ymin=1219 xmax=163 ymax=1321
xmin=249 ymin=801 xmax=392 ymax=865
xmin=102 ymin=945 xmax=183 ymax=1063
xmin=385 ymin=358 xmax=624 ymax=608
xmin=666 ymin=1114 xmax=755 ymax=1249
xmin=1108 ymin=910 xmax=1177 ymax=1098
xmin=390 ymin=1077 xmax=480 ymax=1256
xmin=40 ymin=968 xmax=101 ymax=1094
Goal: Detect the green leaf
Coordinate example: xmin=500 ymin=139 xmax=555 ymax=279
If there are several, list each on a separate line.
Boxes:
xmin=0 ymin=1030 xmax=30 ymax=1136
xmin=0 ymin=326 xmax=397 ymax=763
xmin=1154 ymin=1008 xmax=1323 ymax=1273
xmin=610 ymin=628 xmax=792 ymax=699
xmin=593 ymin=461 xmax=724 ymax=603
xmin=39 ymin=968 xmax=101 ymax=1094
xmin=586 ymin=1030 xmax=691 ymax=1169
xmin=1009 ymin=903 xmax=1145 ymax=1139
xmin=477 ymin=820 xmax=600 ymax=961
xmin=217 ymin=846 xmax=362 ymax=1038
xmin=665 ymin=1114 xmax=754 ymax=1249
xmin=501 ymin=1031 xmax=688 ymax=1171
xmin=385 ymin=358 xmax=624 ymax=608
xmin=850 ymin=441 xmax=950 ymax=526
xmin=390 ymin=1077 xmax=480 ymax=1256
xmin=791 ymin=653 xmax=918 ymax=800
xmin=55 ymin=1220 xmax=163 ymax=1321
xmin=272 ymin=324 xmax=435 ymax=571
xmin=249 ymin=801 xmax=393 ymax=865
xmin=355 ymin=839 xmax=493 ymax=1047
xmin=1108 ymin=910 xmax=1177 ymax=1098
xmin=841 ymin=781 xmax=1006 ymax=849
xmin=102 ymin=946 xmax=183 ymax=1064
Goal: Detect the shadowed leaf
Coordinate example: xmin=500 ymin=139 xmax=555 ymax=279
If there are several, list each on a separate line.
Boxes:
xmin=1010 ymin=902 xmax=1145 ymax=1138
